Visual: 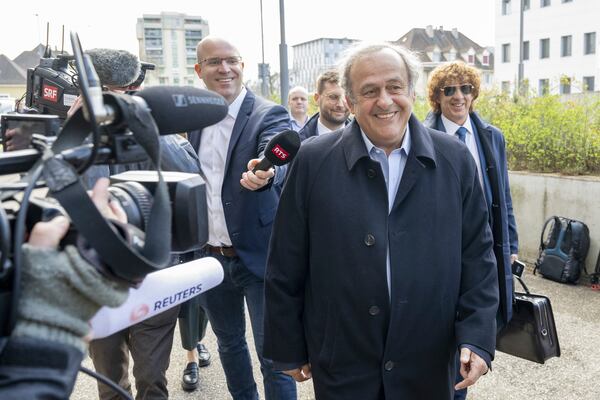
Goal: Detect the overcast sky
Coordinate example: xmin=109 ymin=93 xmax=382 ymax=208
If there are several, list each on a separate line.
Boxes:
xmin=0 ymin=0 xmax=496 ymax=82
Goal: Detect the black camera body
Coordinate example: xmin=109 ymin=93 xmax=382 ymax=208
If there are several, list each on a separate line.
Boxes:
xmin=25 ymin=55 xmax=79 ymax=119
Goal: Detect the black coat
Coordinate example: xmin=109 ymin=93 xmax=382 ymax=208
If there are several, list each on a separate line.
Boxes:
xmin=264 ymin=115 xmax=499 ymax=399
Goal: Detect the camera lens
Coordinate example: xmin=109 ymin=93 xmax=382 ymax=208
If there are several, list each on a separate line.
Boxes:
xmin=108 ymin=182 xmax=153 ymax=230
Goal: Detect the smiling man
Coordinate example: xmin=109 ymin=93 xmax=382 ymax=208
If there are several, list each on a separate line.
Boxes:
xmin=187 ymin=36 xmax=296 ymax=400
xmin=423 ymin=61 xmax=519 ymax=400
xmin=298 ymin=70 xmax=350 ymax=141
xmin=264 ymin=43 xmax=499 ymax=399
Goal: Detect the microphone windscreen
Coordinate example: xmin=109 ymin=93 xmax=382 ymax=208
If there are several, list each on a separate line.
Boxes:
xmin=135 ymin=86 xmax=228 ymax=134
xmin=263 ymin=130 xmax=301 ymax=166
xmin=86 ymin=48 xmax=141 ymax=88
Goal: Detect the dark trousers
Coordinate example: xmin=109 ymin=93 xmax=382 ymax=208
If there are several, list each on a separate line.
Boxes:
xmin=88 ymin=305 xmax=180 ymax=400
xmin=178 ymin=296 xmax=209 ymax=350
xmin=454 ymin=354 xmax=467 ymax=400
xmin=199 ymin=252 xmax=296 ymax=400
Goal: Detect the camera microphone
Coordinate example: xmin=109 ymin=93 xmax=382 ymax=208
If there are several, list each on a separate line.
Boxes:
xmin=252 ymin=129 xmax=301 ymax=173
xmin=86 ymin=48 xmax=141 ymax=88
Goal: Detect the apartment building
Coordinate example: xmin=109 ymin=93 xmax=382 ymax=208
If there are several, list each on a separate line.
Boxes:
xmin=495 ymin=0 xmax=599 ymax=95
xmin=291 ymin=37 xmax=357 ymax=92
xmin=136 ymin=12 xmax=209 ymax=87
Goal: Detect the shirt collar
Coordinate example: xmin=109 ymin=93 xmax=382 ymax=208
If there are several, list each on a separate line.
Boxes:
xmin=360 ymin=124 xmax=411 ymax=157
xmin=228 ymin=86 xmax=247 ymax=119
xmin=441 ymin=114 xmax=474 ymax=136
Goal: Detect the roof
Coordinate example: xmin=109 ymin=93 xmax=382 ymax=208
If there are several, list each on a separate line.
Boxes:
xmin=0 ymin=54 xmax=27 ymax=84
xmin=12 ymin=44 xmax=47 ymax=70
xmin=394 ymin=27 xmax=493 ymax=69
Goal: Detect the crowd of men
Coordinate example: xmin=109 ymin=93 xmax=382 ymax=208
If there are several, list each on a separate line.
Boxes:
xmin=0 ymin=34 xmax=519 ymax=400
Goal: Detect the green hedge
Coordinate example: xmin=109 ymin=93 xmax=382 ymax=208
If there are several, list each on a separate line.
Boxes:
xmin=414 ymin=92 xmax=600 ymax=175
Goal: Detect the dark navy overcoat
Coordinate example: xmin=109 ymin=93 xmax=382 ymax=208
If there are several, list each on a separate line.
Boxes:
xmin=264 ymin=115 xmax=499 ymax=399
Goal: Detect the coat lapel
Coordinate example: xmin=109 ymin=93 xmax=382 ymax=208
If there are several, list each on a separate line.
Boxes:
xmin=224 ymin=91 xmax=254 ymax=173
xmin=391 ymin=115 xmax=437 ymax=211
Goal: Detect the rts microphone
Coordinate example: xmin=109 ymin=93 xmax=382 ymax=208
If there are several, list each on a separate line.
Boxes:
xmin=134 ymin=86 xmax=228 ymax=134
xmin=89 ymin=257 xmax=224 ymax=339
xmin=252 ymin=129 xmax=301 ymax=173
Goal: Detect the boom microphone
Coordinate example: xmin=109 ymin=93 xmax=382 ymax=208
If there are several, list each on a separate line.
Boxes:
xmin=86 ymin=48 xmax=141 ymax=88
xmin=134 ymin=86 xmax=229 ymax=134
xmin=89 ymin=257 xmax=224 ymax=339
xmin=252 ymin=129 xmax=301 ymax=173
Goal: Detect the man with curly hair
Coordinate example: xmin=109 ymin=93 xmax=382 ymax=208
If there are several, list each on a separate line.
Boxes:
xmin=423 ymin=61 xmax=519 ymax=400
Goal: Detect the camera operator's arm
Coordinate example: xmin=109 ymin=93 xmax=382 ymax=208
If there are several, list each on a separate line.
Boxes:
xmin=0 ymin=178 xmax=129 ymax=400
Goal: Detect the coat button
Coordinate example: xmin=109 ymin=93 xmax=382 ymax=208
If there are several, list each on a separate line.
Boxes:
xmin=364 ymin=234 xmax=375 ymax=246
xmin=369 ymin=305 xmax=380 ymax=316
xmin=384 ymin=361 xmax=394 ymax=371
xmin=367 ymin=169 xmax=376 ymax=178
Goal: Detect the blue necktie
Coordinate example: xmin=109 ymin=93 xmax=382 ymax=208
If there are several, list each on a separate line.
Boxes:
xmin=456 ymin=126 xmax=467 ymax=143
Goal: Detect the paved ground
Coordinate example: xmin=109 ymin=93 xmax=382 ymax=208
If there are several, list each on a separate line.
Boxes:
xmin=70 ymin=267 xmax=600 ymax=400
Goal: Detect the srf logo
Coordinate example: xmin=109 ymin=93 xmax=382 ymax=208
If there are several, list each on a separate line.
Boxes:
xmin=172 ymin=94 xmax=188 ymax=107
xmin=271 ymin=144 xmax=289 ymax=161
xmin=42 ymin=84 xmax=59 ymax=102
xmin=130 ymin=304 xmax=150 ymax=322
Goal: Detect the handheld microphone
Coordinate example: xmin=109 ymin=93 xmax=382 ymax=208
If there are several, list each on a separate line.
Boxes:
xmin=252 ymin=129 xmax=301 ymax=173
xmin=89 ymin=257 xmax=224 ymax=339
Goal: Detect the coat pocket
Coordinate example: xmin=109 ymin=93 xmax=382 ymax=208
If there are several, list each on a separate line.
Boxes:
xmin=316 ymin=301 xmax=338 ymax=370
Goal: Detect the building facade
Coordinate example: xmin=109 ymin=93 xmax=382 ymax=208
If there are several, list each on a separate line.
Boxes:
xmin=394 ymin=26 xmax=494 ymax=97
xmin=136 ymin=12 xmax=209 ymax=87
xmin=291 ymin=37 xmax=357 ymax=92
xmin=495 ymin=0 xmax=599 ymax=95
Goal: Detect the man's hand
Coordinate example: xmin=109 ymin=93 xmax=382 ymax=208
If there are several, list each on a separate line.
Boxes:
xmin=283 ymin=364 xmax=312 ymax=382
xmin=454 ymin=347 xmax=489 ymax=391
xmin=510 ymin=254 xmax=519 ymax=264
xmin=240 ymin=158 xmax=275 ymax=191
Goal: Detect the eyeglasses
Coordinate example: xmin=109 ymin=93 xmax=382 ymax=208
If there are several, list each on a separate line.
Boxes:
xmin=199 ymin=56 xmax=243 ymax=67
xmin=440 ymin=84 xmax=474 ymax=97
xmin=324 ymin=93 xmax=343 ymax=103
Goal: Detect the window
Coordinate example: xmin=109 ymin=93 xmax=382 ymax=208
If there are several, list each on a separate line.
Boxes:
xmin=482 ymin=54 xmax=489 ymax=65
xmin=523 ymin=0 xmax=530 ymax=10
xmin=502 ymin=0 xmax=511 ymax=15
xmin=560 ymin=77 xmax=571 ymax=94
xmin=584 ymin=32 xmax=596 ymax=55
xmin=523 ymin=41 xmax=530 ymax=60
xmin=468 ymin=54 xmax=475 ymax=64
xmin=541 ymin=0 xmax=551 ymax=7
xmin=502 ymin=43 xmax=511 ymax=62
xmin=539 ymin=79 xmax=549 ymax=95
xmin=540 ymin=38 xmax=550 ymax=58
xmin=561 ymin=35 xmax=572 ymax=57
xmin=501 ymin=81 xmax=511 ymax=94
xmin=583 ymin=76 xmax=595 ymax=91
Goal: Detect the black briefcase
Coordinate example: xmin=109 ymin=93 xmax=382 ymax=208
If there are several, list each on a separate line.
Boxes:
xmin=496 ymin=274 xmax=561 ymax=364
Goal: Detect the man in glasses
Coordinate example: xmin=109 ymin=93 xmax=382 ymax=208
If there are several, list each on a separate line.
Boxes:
xmin=187 ymin=36 xmax=296 ymax=400
xmin=423 ymin=61 xmax=519 ymax=400
xmin=298 ymin=70 xmax=350 ymax=141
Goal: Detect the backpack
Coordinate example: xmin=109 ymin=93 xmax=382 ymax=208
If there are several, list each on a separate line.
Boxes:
xmin=534 ymin=216 xmax=590 ymax=284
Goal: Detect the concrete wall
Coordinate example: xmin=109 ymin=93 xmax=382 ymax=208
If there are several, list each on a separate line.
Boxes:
xmin=509 ymin=171 xmax=600 ymax=276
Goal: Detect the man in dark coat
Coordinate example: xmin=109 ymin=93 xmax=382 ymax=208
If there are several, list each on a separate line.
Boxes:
xmin=264 ymin=42 xmax=499 ymax=400
xmin=298 ymin=70 xmax=350 ymax=141
xmin=423 ymin=61 xmax=519 ymax=400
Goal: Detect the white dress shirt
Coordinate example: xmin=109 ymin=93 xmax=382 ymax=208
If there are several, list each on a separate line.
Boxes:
xmin=198 ymin=86 xmax=247 ymax=246
xmin=441 ymin=114 xmax=484 ymax=188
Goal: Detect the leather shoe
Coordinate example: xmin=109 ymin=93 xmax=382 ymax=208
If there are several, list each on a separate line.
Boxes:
xmin=197 ymin=343 xmax=211 ymax=367
xmin=181 ymin=362 xmax=199 ymax=392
